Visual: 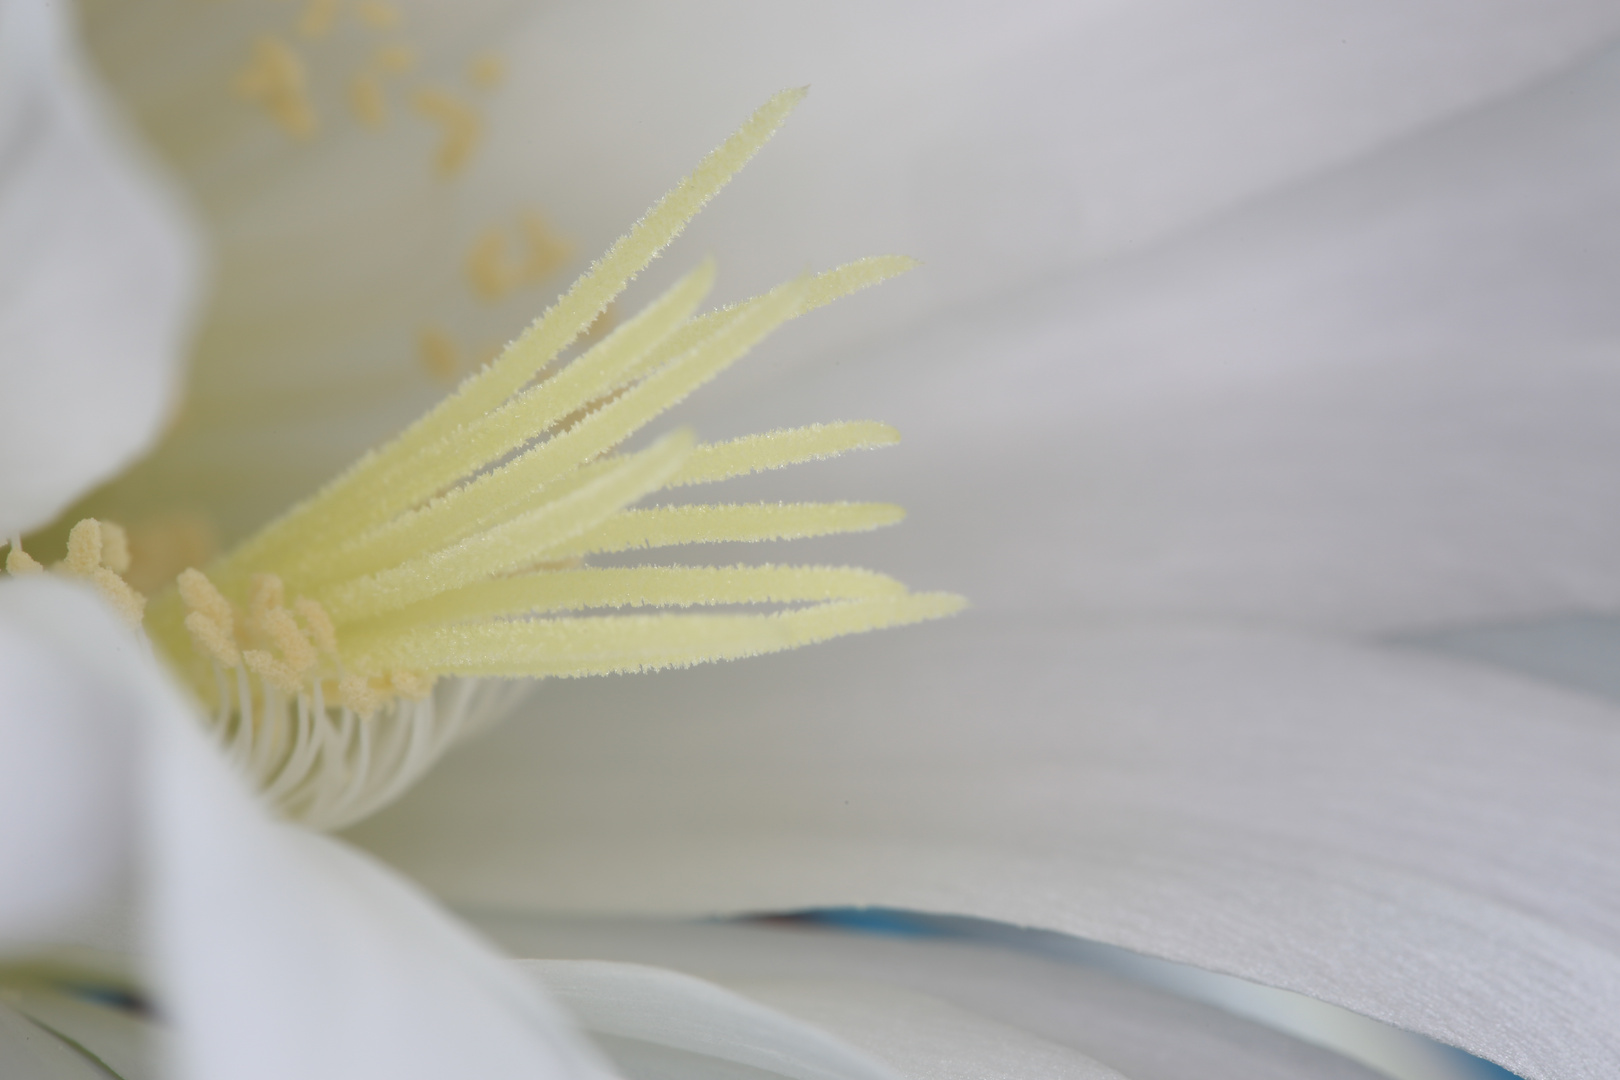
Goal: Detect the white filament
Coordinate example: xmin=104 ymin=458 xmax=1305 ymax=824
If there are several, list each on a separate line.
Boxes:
xmin=199 ymin=664 xmax=531 ymax=830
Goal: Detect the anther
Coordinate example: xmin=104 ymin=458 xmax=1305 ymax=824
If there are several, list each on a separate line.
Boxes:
xmin=5 ymin=541 xmax=43 ymax=575
xmin=411 ymin=88 xmax=481 ymax=178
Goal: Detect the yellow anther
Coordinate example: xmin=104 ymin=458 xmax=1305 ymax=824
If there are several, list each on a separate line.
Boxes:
xmin=411 ymin=88 xmax=481 ymax=178
xmin=419 ymin=326 xmax=461 ymax=381
xmin=469 ymin=53 xmax=504 ymax=90
xmin=465 ymin=227 xmax=516 ymax=300
xmin=90 ymin=568 xmax=146 ymax=628
xmin=337 ymin=673 xmax=384 ymax=717
xmin=465 ymin=214 xmax=573 ymax=301
xmin=295 ymin=597 xmax=340 ymax=658
xmin=297 ymin=0 xmax=340 ymax=39
xmin=244 ymin=649 xmax=305 ymax=695
xmin=178 ymin=568 xmax=236 ymax=630
xmin=388 ymin=669 xmax=434 ymax=701
xmin=262 ymin=605 xmax=319 ymax=677
xmin=184 ymin=610 xmax=242 ymax=668
xmin=233 ymin=37 xmax=317 ymax=139
xmin=520 ymin=212 xmax=574 ymax=281
xmin=350 ymin=73 xmax=386 ymax=128
xmin=99 ymin=521 xmax=131 ymax=575
xmin=5 ymin=544 xmax=42 ymax=575
xmin=63 ymin=519 xmax=103 ymax=575
xmin=374 ymin=43 xmax=416 ymax=74
xmin=356 ymin=0 xmax=399 ymax=29
xmin=248 ymin=573 xmax=287 ymax=621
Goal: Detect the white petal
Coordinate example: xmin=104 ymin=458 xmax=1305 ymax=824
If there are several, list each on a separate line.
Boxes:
xmin=521 ymin=959 xmax=899 ymax=1080
xmin=350 ymin=617 xmax=1620 ymax=1079
xmin=0 ymin=0 xmax=199 ymax=538
xmin=729 ymin=980 xmax=1123 ymax=1080
xmin=0 ymin=580 xmax=137 ymax=953
xmin=145 ymin=690 xmax=618 ymax=1080
xmin=0 ymin=575 xmax=613 ymax=1080
xmin=0 ymin=1000 xmax=114 ymax=1080
xmin=481 ymin=916 xmax=1409 ymax=1080
xmin=674 ymin=38 xmax=1620 ymax=635
xmin=6 ymin=985 xmax=163 ymax=1080
xmin=484 ymin=1 xmax=1620 ymax=366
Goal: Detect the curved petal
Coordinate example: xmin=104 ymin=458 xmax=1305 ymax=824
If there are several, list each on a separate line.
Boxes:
xmin=522 ymin=959 xmax=901 ymax=1080
xmin=349 ymin=617 xmax=1620 ymax=1079
xmin=72 ymin=2 xmax=1620 ymax=543
xmin=0 ymin=576 xmax=615 ymax=1080
xmin=482 ymin=916 xmax=1406 ymax=1080
xmin=0 ymin=0 xmax=199 ymax=538
xmin=677 ymin=36 xmax=1620 ymax=635
xmin=0 ymin=581 xmax=136 ymax=953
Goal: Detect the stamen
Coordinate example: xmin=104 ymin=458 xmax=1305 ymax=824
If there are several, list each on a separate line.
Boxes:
xmin=350 ymin=73 xmax=387 ymax=128
xmin=356 ymin=0 xmax=400 ymax=30
xmin=411 ymin=88 xmax=481 ymax=178
xmin=375 ymin=43 xmax=416 ymax=74
xmin=4 ymin=541 xmax=42 ymax=575
xmin=469 ymin=53 xmax=504 ymax=90
xmin=233 ymin=37 xmax=318 ymax=139
xmin=419 ymin=326 xmax=462 ymax=381
xmin=297 ymin=0 xmax=341 ymax=40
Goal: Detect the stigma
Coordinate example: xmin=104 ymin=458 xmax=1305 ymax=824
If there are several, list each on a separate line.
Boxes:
xmin=10 ymin=91 xmax=962 ymax=831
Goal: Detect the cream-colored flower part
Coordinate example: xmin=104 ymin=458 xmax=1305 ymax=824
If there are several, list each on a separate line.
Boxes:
xmin=5 ymin=90 xmax=961 ymax=831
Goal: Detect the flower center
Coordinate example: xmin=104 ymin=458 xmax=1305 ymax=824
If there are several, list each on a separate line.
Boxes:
xmin=12 ymin=91 xmax=962 ymax=831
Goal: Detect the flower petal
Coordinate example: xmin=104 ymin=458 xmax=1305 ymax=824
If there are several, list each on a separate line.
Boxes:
xmin=0 ymin=581 xmax=136 ymax=953
xmin=350 ymin=617 xmax=1620 ymax=1079
xmin=521 ymin=959 xmax=901 ymax=1080
xmin=676 ymin=37 xmax=1620 ymax=635
xmin=0 ymin=0 xmax=199 ymax=539
xmin=0 ymin=1001 xmax=113 ymax=1080
xmin=482 ymin=916 xmax=1407 ymax=1080
xmin=0 ymin=576 xmax=615 ymax=1080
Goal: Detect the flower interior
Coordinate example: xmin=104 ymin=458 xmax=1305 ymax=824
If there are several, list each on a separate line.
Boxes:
xmin=3 ymin=90 xmax=962 ymax=829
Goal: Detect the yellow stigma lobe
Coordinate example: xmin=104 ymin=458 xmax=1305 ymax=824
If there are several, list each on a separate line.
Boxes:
xmin=139 ymin=92 xmax=961 ymax=830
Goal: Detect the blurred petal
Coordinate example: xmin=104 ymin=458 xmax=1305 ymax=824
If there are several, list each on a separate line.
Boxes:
xmin=145 ymin=663 xmax=617 ymax=1080
xmin=523 ymin=959 xmax=901 ymax=1080
xmin=676 ymin=36 xmax=1620 ymax=635
xmin=350 ymin=617 xmax=1620 ymax=1079
xmin=73 ymin=2 xmax=1620 ymax=542
xmin=731 ymin=980 xmax=1123 ymax=1080
xmin=0 ymin=576 xmax=613 ymax=1080
xmin=0 ymin=1001 xmax=112 ymax=1080
xmin=0 ymin=0 xmax=199 ymax=538
xmin=0 ymin=580 xmax=136 ymax=953
xmin=484 ymin=916 xmax=1403 ymax=1080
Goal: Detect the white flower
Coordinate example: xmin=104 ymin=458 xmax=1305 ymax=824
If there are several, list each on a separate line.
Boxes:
xmin=7 ymin=2 xmax=1620 ymax=1080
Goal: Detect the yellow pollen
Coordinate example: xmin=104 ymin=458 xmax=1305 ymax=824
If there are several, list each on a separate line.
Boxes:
xmin=337 ymin=673 xmax=385 ymax=717
xmin=99 ymin=521 xmax=131 ymax=575
xmin=411 ymin=87 xmax=481 ymax=177
xmin=350 ymin=73 xmax=387 ymax=128
xmin=295 ymin=596 xmax=341 ymax=657
xmin=465 ymin=227 xmax=516 ymax=300
xmin=4 ymin=544 xmax=42 ymax=575
xmin=15 ymin=520 xmax=149 ymax=627
xmin=375 ymin=43 xmax=416 ymax=74
xmin=233 ymin=36 xmax=317 ymax=139
xmin=125 ymin=513 xmax=217 ymax=597
xmin=356 ymin=0 xmax=400 ymax=29
xmin=62 ymin=519 xmax=103 ymax=575
xmin=419 ymin=326 xmax=462 ymax=381
xmin=388 ymin=669 xmax=433 ymax=701
xmin=184 ymin=610 xmax=242 ymax=669
xmin=469 ymin=53 xmax=504 ymax=90
xmin=297 ymin=0 xmax=340 ymax=39
xmin=464 ymin=213 xmax=574 ymax=301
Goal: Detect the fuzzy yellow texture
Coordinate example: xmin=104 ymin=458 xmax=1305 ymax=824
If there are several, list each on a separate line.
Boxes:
xmin=143 ymin=89 xmax=962 ymax=710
